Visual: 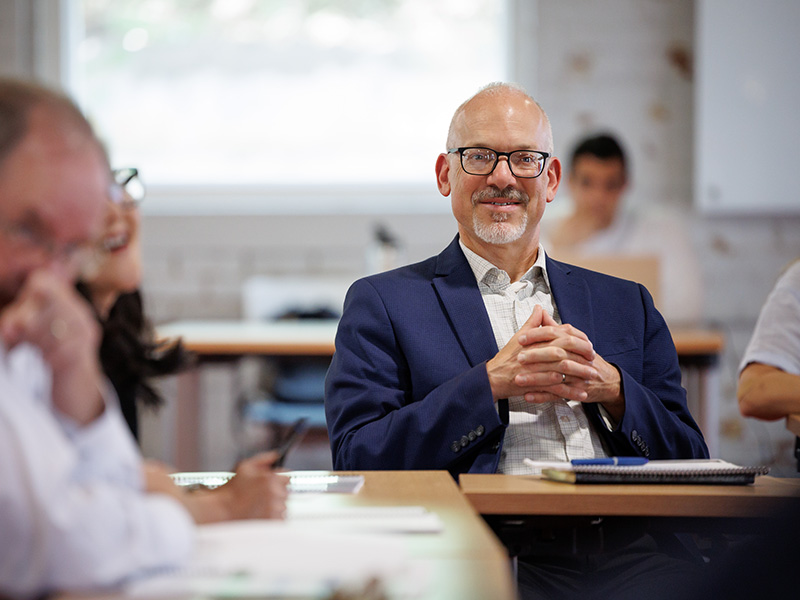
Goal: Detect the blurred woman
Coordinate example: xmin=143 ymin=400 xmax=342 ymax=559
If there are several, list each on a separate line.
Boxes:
xmin=78 ymin=168 xmax=190 ymax=439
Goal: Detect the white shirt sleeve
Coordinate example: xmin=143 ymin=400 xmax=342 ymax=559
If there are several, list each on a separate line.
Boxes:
xmin=740 ymin=261 xmax=800 ymax=376
xmin=0 ymin=344 xmax=195 ymax=598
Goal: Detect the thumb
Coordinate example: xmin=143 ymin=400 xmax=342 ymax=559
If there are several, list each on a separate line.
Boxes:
xmin=517 ymin=306 xmax=545 ymax=346
xmin=522 ymin=304 xmax=545 ymax=328
xmin=540 ymin=307 xmax=558 ymax=326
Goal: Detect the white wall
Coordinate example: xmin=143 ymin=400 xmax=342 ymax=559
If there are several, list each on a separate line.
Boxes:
xmin=3 ymin=0 xmax=799 ymax=473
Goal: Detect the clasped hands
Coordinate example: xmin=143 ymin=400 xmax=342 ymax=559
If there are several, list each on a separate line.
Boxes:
xmin=486 ymin=305 xmax=624 ymax=419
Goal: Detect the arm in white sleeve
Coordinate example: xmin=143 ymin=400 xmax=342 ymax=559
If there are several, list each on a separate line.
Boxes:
xmin=0 ymin=348 xmax=195 ymax=598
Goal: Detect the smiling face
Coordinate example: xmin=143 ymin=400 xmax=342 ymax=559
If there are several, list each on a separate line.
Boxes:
xmin=435 ymin=87 xmax=561 ymax=256
xmin=81 ymin=194 xmax=142 ymax=318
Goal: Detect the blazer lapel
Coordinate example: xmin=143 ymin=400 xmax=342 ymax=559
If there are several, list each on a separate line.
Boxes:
xmin=546 ymin=256 xmax=596 ymax=343
xmin=432 ymin=237 xmax=499 ymax=367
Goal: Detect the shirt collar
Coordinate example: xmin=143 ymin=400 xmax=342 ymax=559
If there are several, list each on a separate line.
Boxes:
xmin=459 ymin=240 xmax=553 ymax=293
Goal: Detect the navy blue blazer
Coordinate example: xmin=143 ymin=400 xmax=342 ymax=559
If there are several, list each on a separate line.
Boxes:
xmin=325 ymin=236 xmax=708 ymax=476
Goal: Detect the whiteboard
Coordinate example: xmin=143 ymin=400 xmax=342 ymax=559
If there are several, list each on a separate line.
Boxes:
xmin=695 ymin=0 xmax=800 ymax=214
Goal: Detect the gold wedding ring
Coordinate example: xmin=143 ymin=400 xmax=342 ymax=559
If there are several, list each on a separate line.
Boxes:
xmin=49 ymin=318 xmax=68 ymax=341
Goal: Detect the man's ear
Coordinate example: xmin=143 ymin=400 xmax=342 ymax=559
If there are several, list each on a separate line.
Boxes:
xmin=545 ymin=156 xmax=562 ymax=203
xmin=435 ymin=153 xmax=451 ymax=197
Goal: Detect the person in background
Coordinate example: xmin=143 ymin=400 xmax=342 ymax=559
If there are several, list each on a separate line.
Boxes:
xmin=738 ymin=259 xmax=800 ymax=420
xmin=77 ymin=167 xmax=190 ymax=440
xmin=0 ymin=78 xmax=288 ymax=599
xmin=545 ymin=133 xmax=704 ymax=326
xmin=325 ymin=82 xmax=707 ymax=599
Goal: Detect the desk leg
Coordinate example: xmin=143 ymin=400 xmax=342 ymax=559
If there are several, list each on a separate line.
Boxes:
xmin=174 ymin=367 xmax=201 ymax=471
xmin=698 ymin=362 xmax=720 ymax=457
xmin=795 ymin=437 xmax=800 ymax=473
xmin=681 ymin=358 xmax=720 ymax=457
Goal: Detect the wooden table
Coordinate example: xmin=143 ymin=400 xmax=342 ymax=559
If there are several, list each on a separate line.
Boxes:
xmin=294 ymin=470 xmax=516 ymax=600
xmin=459 ymin=473 xmax=800 ymax=556
xmin=157 ymin=320 xmax=725 ymax=469
xmin=460 ymin=473 xmax=800 ymax=518
xmin=60 ymin=471 xmax=515 ymax=600
xmin=157 ymin=319 xmax=338 ymax=356
xmin=157 ymin=320 xmax=721 ymax=361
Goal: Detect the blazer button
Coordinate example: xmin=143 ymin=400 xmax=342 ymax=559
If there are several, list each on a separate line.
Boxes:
xmin=631 ymin=429 xmax=639 ymax=442
xmin=468 ymin=431 xmax=477 ymax=441
xmin=460 ymin=435 xmax=470 ymax=448
xmin=450 ymin=441 xmax=461 ymax=453
xmin=476 ymin=425 xmax=485 ymax=436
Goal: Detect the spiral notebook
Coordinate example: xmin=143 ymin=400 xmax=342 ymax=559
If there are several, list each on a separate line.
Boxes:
xmin=541 ymin=459 xmax=770 ymax=485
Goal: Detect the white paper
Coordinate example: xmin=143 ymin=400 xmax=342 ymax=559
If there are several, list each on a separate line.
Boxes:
xmin=288 ymin=504 xmax=444 ymax=534
xmin=126 ymin=520 xmax=429 ymax=597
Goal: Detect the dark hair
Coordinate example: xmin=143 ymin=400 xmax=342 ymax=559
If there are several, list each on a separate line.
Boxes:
xmin=0 ymin=78 xmax=98 ymax=167
xmin=570 ymin=133 xmax=627 ymax=175
xmin=76 ymin=284 xmax=194 ymax=438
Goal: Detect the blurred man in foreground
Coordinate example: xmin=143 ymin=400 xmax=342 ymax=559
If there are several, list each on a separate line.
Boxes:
xmin=0 ymin=78 xmax=287 ymax=598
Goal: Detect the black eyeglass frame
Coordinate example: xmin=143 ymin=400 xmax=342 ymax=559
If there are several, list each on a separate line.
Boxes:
xmin=447 ymin=147 xmax=551 ymax=179
xmin=111 ymin=167 xmax=145 ymax=206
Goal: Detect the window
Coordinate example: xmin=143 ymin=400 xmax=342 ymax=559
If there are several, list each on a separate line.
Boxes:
xmin=68 ymin=0 xmax=510 ymax=213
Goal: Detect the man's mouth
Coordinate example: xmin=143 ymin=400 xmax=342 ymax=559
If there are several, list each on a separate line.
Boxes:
xmin=473 ymin=186 xmax=528 ymax=208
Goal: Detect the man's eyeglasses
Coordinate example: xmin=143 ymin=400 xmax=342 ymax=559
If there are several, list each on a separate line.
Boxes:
xmin=111 ymin=167 xmax=145 ymax=208
xmin=0 ymin=216 xmax=96 ymax=268
xmin=447 ymin=147 xmax=551 ymax=179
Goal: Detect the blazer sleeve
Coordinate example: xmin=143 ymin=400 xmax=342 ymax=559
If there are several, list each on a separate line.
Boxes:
xmin=324 ymin=278 xmax=505 ymax=473
xmin=590 ymin=283 xmax=709 ymax=460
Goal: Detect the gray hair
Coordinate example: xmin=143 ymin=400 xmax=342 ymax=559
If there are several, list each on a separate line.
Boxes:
xmin=445 ymin=81 xmax=554 ymax=153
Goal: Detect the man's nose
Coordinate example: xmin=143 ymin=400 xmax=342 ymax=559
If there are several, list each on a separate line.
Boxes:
xmin=486 ymin=156 xmax=517 ymax=188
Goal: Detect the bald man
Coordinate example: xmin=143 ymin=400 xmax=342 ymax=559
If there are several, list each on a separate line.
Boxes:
xmin=325 ymin=82 xmax=708 ymax=599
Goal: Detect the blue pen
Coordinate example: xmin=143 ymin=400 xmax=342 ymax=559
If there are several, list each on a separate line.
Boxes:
xmin=571 ymin=457 xmax=649 ymax=466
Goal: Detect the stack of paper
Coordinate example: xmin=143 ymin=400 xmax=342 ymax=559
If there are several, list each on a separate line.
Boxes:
xmin=288 ymin=504 xmax=444 ymax=534
xmin=126 ymin=520 xmax=429 ymax=598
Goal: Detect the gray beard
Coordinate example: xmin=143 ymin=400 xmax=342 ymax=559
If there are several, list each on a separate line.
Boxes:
xmin=471 ymin=186 xmax=529 ymax=245
xmin=473 ymin=210 xmax=528 ymax=245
